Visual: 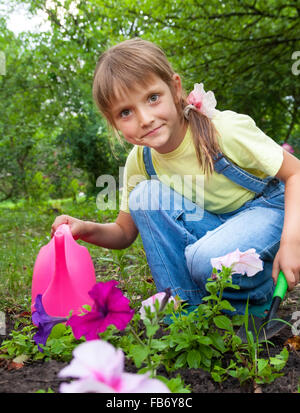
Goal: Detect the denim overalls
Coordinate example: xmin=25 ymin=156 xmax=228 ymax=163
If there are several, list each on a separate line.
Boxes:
xmin=128 ymin=146 xmax=285 ymax=314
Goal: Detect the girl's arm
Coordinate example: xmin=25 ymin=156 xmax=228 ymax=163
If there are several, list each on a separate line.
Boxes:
xmin=272 ymin=149 xmax=300 ymax=290
xmin=51 ymin=211 xmax=139 ymax=250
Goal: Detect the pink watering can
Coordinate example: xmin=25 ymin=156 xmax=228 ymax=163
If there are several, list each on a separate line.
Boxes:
xmin=31 ymin=224 xmax=96 ymax=317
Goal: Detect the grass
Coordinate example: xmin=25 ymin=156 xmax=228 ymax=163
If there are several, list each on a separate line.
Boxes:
xmin=0 ymin=196 xmax=156 ymax=313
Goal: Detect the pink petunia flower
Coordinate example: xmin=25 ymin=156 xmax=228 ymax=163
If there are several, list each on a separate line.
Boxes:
xmin=210 ymin=248 xmax=263 ymax=277
xmin=58 ymin=340 xmax=170 ymax=393
xmin=139 ymin=289 xmax=177 ymax=320
xmin=67 ymin=281 xmax=134 ymax=340
xmin=282 ymin=142 xmax=294 ymax=154
xmin=187 ymin=83 xmax=217 ymax=119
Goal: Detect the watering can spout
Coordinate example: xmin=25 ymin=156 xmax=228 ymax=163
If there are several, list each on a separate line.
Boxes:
xmin=31 ymin=224 xmax=96 ymax=318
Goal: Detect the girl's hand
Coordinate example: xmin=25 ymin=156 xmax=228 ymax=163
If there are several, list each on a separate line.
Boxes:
xmin=51 ymin=214 xmax=86 ymax=240
xmin=272 ymin=241 xmax=300 ymax=291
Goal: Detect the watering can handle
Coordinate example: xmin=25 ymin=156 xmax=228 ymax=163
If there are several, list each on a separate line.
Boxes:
xmin=55 ymin=224 xmax=73 ymax=238
xmin=273 ymin=270 xmax=288 ymax=300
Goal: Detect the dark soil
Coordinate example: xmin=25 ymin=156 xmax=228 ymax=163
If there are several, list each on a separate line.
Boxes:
xmin=0 ymin=286 xmax=299 ymax=394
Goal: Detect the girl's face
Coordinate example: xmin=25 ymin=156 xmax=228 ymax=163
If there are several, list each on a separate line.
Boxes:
xmin=111 ymin=74 xmax=187 ymax=154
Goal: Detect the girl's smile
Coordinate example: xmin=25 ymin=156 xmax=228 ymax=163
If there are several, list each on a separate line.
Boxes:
xmin=112 ymin=74 xmax=187 ymax=154
xmin=142 ymin=125 xmax=163 ymax=138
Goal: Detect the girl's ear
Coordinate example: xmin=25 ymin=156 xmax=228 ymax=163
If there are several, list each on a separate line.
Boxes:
xmin=172 ymin=73 xmax=183 ymax=103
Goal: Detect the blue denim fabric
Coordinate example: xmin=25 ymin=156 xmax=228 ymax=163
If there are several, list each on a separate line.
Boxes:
xmin=128 ymin=147 xmax=285 ymax=314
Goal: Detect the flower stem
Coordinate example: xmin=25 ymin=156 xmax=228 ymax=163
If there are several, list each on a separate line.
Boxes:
xmin=129 ymin=325 xmax=145 ymax=347
xmin=129 ymin=324 xmax=156 ymax=377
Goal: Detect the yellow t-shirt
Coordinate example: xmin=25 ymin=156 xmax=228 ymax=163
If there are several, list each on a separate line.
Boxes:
xmin=119 ymin=110 xmax=283 ymax=214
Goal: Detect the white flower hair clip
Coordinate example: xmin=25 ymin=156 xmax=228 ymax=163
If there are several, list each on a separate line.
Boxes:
xmin=184 ymin=83 xmax=217 ymax=120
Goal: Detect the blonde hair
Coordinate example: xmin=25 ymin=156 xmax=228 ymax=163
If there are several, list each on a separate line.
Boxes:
xmin=93 ymin=37 xmax=221 ymax=176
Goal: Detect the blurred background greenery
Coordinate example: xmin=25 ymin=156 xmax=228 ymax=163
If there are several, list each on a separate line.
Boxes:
xmin=0 ymin=0 xmax=299 ymax=203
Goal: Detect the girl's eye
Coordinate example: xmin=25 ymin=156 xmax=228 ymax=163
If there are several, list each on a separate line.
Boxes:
xmin=120 ymin=109 xmax=131 ymax=118
xmin=149 ymin=94 xmax=159 ymax=103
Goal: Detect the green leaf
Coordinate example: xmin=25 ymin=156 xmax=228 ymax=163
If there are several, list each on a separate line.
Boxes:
xmin=150 ymin=339 xmax=169 ymax=351
xmin=209 ymin=332 xmax=227 ymax=353
xmin=231 ymin=315 xmax=245 ymax=326
xmin=213 ymin=315 xmax=233 ymax=332
xmin=219 ymin=300 xmax=236 ymax=312
xmin=49 ymin=323 xmax=67 ymax=339
xmin=257 ymin=358 xmax=269 ymax=374
xmin=81 ymin=304 xmax=92 ymax=312
xmin=198 ymin=344 xmax=213 ymax=364
xmin=231 ymin=334 xmax=242 ymax=347
xmin=187 ymin=349 xmax=201 ymax=368
xmin=231 ymin=366 xmax=250 ymax=383
xmin=174 ymin=352 xmax=187 ymax=369
xmin=129 ymin=344 xmax=149 ymax=368
xmin=201 ymin=294 xmax=219 ymax=302
xmin=156 ymin=374 xmax=191 ymax=393
xmin=175 ymin=341 xmax=190 ymax=352
xmin=211 ymin=372 xmax=222 ymax=382
xmin=227 ymin=283 xmax=240 ymax=290
xmin=143 ymin=319 xmax=160 ymax=338
xmin=197 ymin=335 xmax=212 ymax=345
xmin=270 ymin=347 xmax=289 ymax=371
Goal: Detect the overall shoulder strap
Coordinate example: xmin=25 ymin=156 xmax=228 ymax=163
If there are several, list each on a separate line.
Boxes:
xmin=143 ymin=146 xmax=158 ymax=179
xmin=142 ymin=147 xmax=278 ymax=197
xmin=213 ymin=152 xmax=279 ymax=196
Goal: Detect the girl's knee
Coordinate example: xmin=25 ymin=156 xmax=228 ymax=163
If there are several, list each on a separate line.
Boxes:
xmin=185 ymin=242 xmax=214 ymax=287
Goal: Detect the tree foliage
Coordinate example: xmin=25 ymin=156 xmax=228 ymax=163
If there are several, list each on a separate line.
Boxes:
xmin=0 ymin=0 xmax=299 ymax=201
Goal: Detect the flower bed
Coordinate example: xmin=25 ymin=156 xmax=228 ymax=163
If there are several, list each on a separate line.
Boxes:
xmin=0 ymin=249 xmax=300 ymax=394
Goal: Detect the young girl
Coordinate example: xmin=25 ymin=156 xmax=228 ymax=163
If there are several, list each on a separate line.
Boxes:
xmin=51 ymin=38 xmax=300 ymax=315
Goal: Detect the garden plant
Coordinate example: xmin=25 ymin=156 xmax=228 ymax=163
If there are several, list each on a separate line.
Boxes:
xmin=0 ymin=216 xmax=297 ymax=394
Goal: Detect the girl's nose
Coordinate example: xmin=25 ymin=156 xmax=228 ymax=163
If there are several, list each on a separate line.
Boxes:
xmin=137 ymin=108 xmax=154 ymax=127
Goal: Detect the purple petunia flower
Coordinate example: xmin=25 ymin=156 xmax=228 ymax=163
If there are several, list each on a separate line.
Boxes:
xmin=32 ymin=294 xmax=68 ymax=352
xmin=66 ymin=281 xmax=134 ymax=341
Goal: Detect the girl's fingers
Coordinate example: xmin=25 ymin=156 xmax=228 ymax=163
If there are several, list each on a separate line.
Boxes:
xmin=50 ymin=215 xmax=70 ymax=238
xmin=271 ymin=255 xmax=280 ymax=284
xmin=284 ymin=269 xmax=297 ymax=291
xmin=278 ymin=267 xmax=298 ymax=291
